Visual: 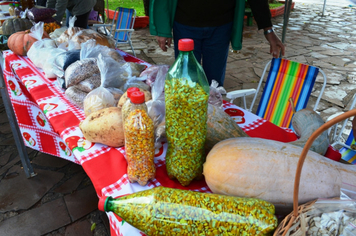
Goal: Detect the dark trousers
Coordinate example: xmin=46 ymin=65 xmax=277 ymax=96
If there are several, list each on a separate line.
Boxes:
xmin=173 ymin=21 xmax=233 ymax=86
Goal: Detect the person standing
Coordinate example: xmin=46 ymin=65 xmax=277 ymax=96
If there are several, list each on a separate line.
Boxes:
xmin=46 ymin=0 xmax=96 ymax=29
xmin=149 ymin=0 xmax=285 ymax=86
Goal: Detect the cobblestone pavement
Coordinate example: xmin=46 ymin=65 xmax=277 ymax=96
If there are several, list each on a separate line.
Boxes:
xmin=1 ymin=2 xmax=356 ymax=235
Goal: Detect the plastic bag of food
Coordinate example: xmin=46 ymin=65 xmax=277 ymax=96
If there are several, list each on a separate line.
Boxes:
xmin=76 ymin=74 xmax=101 ymax=93
xmin=27 ymin=7 xmax=56 ymax=22
xmin=121 ymin=75 xmax=151 ymax=92
xmin=27 ymin=22 xmax=63 ymax=78
xmin=71 ymin=29 xmax=113 ymax=49
xmin=57 ymin=16 xmax=82 ymax=46
xmin=80 ymin=39 xmax=124 ymax=62
xmin=65 ymin=85 xmax=88 ymax=109
xmin=83 ymin=86 xmax=115 ymax=116
xmin=141 ymin=64 xmax=170 ymax=87
xmin=49 ymin=26 xmax=67 ymax=40
xmin=65 ymin=58 xmax=99 ymax=87
xmin=52 ymin=49 xmax=81 ymax=78
xmin=208 ymin=80 xmax=226 ymax=108
xmin=83 ymin=53 xmax=121 ymax=116
xmin=97 ymin=53 xmax=126 ymax=88
xmin=106 ymin=87 xmax=124 ymax=105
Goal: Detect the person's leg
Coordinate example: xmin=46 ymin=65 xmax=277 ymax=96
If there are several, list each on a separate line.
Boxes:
xmin=172 ymin=21 xmax=203 ymax=63
xmin=65 ymin=9 xmax=72 ymax=27
xmin=73 ymin=10 xmax=91 ymax=29
xmin=201 ymin=22 xmax=233 ymax=86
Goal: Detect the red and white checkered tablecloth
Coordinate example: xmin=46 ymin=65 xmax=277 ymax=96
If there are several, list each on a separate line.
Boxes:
xmin=3 ymin=50 xmax=341 ymax=236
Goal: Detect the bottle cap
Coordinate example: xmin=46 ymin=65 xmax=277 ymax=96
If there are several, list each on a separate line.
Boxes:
xmin=98 ymin=197 xmax=108 ymax=212
xmin=126 ymin=87 xmax=140 ymax=98
xmin=178 ymin=39 xmax=194 ymax=51
xmin=130 ymin=91 xmax=145 ymax=104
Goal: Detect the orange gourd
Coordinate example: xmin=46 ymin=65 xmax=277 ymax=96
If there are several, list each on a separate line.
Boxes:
xmin=7 ymin=30 xmax=50 ymax=56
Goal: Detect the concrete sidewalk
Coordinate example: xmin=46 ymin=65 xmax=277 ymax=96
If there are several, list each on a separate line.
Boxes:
xmin=1 ymin=2 xmax=356 ymax=235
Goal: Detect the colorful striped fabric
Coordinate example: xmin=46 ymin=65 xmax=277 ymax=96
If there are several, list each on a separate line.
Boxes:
xmin=256 ymin=58 xmax=319 ymax=128
xmin=113 ymin=7 xmax=135 ymax=42
xmin=339 ymin=130 xmax=356 ymax=164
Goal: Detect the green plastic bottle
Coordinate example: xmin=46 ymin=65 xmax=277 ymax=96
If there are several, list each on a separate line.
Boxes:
xmin=164 ymin=38 xmax=210 ymax=186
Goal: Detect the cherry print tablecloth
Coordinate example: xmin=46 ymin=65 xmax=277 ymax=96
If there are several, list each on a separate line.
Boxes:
xmin=2 ymin=49 xmax=341 ymax=236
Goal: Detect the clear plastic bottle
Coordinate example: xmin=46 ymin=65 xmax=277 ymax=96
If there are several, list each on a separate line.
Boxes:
xmin=14 ymin=3 xmax=21 ymax=16
xmin=121 ymin=87 xmax=140 ymax=124
xmin=124 ymin=91 xmax=155 ymax=186
xmin=8 ymin=4 xmax=15 ymax=16
xmin=97 ymin=186 xmax=278 ymax=235
xmin=164 ymin=38 xmax=210 ymax=186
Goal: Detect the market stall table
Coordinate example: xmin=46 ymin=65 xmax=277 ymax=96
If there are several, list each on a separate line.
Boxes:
xmin=2 ymin=50 xmax=341 ymax=236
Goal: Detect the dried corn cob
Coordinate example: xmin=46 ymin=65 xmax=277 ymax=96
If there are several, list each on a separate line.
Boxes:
xmin=99 ymin=186 xmax=278 ymax=235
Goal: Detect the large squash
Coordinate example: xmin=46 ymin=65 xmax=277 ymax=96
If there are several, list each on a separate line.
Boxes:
xmin=2 ymin=18 xmax=33 ymax=35
xmin=203 ymin=137 xmax=356 ymax=214
xmin=7 ymin=30 xmax=50 ymax=56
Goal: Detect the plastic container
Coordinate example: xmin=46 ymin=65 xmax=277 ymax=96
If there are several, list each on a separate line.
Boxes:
xmin=98 ymin=186 xmax=278 ymax=235
xmin=8 ymin=4 xmax=15 ymax=16
xmin=164 ymin=38 xmax=210 ymax=186
xmin=14 ymin=3 xmax=21 ymax=16
xmin=124 ymin=91 xmax=155 ymax=186
xmin=121 ymin=86 xmax=140 ymax=124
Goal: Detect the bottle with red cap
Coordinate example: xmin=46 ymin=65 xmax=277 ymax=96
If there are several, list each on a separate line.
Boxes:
xmin=121 ymin=87 xmax=140 ymax=123
xmin=124 ymin=91 xmax=155 ymax=186
xmin=164 ymin=38 xmax=210 ymax=186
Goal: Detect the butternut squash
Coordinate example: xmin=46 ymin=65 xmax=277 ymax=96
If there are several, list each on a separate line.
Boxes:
xmin=203 ymin=137 xmax=356 ymax=214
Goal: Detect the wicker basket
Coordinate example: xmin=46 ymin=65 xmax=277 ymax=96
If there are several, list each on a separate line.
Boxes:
xmin=273 ymin=109 xmax=356 ymax=236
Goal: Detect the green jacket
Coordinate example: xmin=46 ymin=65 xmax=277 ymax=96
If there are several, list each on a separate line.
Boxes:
xmin=149 ymin=0 xmax=246 ymax=51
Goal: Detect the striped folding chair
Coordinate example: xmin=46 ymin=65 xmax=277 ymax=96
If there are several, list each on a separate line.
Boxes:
xmin=227 ymin=58 xmax=327 ymax=128
xmin=338 ymin=131 xmax=356 ymax=164
xmin=93 ymin=7 xmax=136 ymax=56
xmin=328 ymin=94 xmax=356 ymax=164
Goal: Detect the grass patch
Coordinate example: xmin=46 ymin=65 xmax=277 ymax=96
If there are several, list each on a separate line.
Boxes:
xmin=107 ymin=0 xmax=145 ymax=16
xmin=269 ymin=3 xmax=284 ymax=9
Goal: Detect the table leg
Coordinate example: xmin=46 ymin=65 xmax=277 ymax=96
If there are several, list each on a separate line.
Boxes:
xmin=0 ymin=62 xmax=36 ymax=178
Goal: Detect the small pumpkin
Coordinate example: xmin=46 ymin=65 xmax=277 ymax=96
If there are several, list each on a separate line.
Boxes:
xmin=7 ymin=30 xmax=50 ymax=56
xmin=2 ymin=18 xmax=33 ymax=35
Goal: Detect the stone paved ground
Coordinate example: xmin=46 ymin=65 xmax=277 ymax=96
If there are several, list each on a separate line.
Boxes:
xmin=1 ymin=2 xmax=356 ymax=235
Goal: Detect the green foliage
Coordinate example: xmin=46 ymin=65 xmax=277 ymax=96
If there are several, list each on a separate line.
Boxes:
xmin=107 ymin=0 xmax=145 ymax=16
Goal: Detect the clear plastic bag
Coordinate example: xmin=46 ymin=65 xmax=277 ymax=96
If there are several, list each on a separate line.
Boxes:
xmin=27 ymin=22 xmax=64 ymax=78
xmin=65 ymin=85 xmax=88 ymax=109
xmin=56 ymin=16 xmax=81 ymax=46
xmin=52 ymin=49 xmax=81 ymax=78
xmin=208 ymin=80 xmax=227 ymax=108
xmin=83 ymin=53 xmax=123 ymax=116
xmin=65 ymin=58 xmax=99 ymax=87
xmin=140 ymin=64 xmax=170 ymax=87
xmin=307 ymin=199 xmax=356 ymax=236
xmin=147 ymin=64 xmax=166 ymax=146
xmin=76 ymin=74 xmax=101 ymax=93
xmin=83 ymin=87 xmax=116 ymax=116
